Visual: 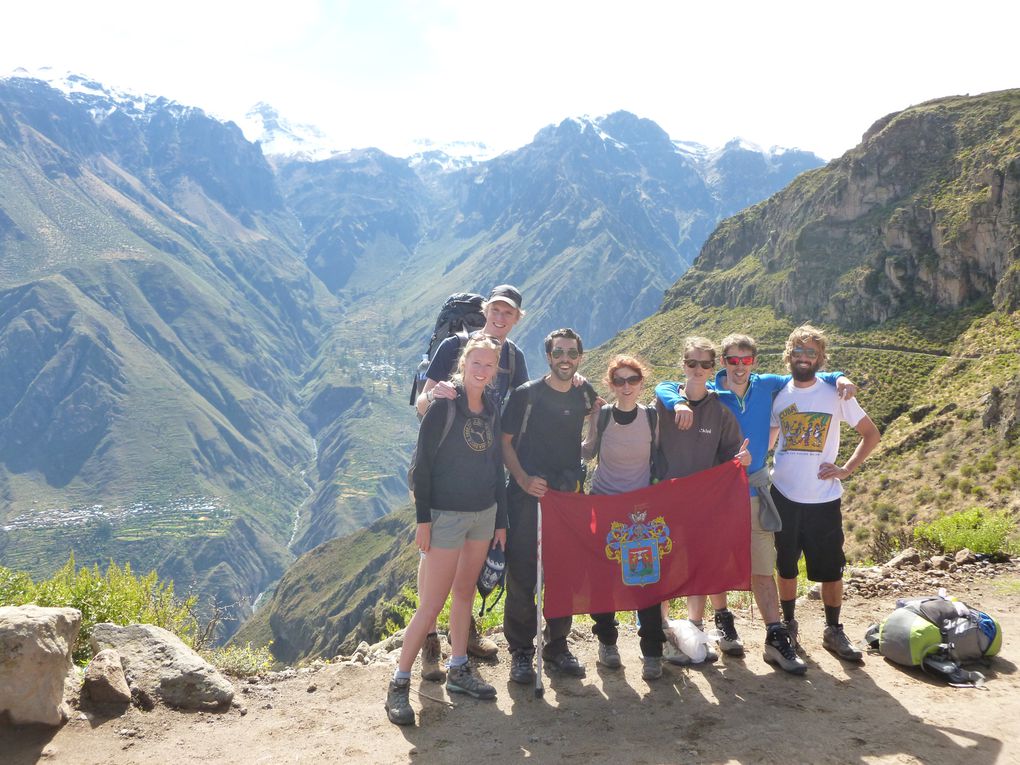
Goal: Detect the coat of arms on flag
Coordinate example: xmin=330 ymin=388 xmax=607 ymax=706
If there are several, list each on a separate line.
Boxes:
xmin=605 ymin=507 xmax=672 ymax=586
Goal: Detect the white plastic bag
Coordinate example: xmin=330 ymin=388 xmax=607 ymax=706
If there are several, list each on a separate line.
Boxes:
xmin=665 ymin=618 xmax=719 ymax=664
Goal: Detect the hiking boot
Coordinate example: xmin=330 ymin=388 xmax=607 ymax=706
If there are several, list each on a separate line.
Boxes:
xmin=783 ymin=618 xmax=800 ymax=650
xmin=714 ymin=609 xmax=745 ymax=657
xmin=823 ymin=624 xmax=863 ymax=662
xmin=509 ymin=651 xmax=536 ymax=684
xmin=420 ymin=632 xmax=445 ymax=682
xmin=385 ymin=678 xmax=414 ymax=726
xmin=764 ymin=626 xmax=808 ymax=675
xmin=446 ymin=662 xmax=497 ymax=700
xmin=597 ymin=643 xmax=622 ymax=669
xmin=663 ymin=640 xmax=692 ymax=666
xmin=543 ymin=649 xmax=586 ymax=677
xmin=641 ymin=656 xmax=663 ymax=680
xmin=467 ymin=619 xmax=498 ymax=659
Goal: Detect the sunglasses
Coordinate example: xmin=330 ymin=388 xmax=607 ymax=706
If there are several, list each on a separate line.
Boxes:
xmin=723 ymin=355 xmax=755 ymax=366
xmin=791 ymin=347 xmax=819 ymax=359
xmin=550 ymin=348 xmax=580 ymax=359
xmin=611 ymin=374 xmax=642 ymax=386
xmin=684 ymin=359 xmax=715 ymax=370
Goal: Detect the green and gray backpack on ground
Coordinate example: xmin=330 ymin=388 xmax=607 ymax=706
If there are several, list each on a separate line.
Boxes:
xmin=864 ymin=594 xmax=1002 ymax=687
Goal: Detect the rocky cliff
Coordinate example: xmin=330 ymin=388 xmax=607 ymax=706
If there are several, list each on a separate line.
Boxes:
xmin=665 ymin=91 xmax=1020 ymax=324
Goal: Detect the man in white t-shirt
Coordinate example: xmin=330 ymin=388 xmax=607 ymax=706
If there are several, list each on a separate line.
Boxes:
xmin=769 ymin=325 xmax=880 ymax=661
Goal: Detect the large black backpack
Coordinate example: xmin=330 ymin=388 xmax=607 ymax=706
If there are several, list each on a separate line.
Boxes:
xmin=408 ymin=293 xmax=487 ymax=405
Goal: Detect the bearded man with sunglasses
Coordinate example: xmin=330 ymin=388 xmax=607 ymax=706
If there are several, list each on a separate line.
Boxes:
xmin=656 ymin=333 xmax=857 ymax=673
xmin=770 ymin=325 xmax=880 ymax=662
xmin=501 ymin=328 xmax=598 ymax=683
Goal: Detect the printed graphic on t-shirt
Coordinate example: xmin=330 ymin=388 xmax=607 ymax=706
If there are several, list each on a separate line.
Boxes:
xmin=777 ymin=403 xmax=832 ymax=453
xmin=464 ymin=417 xmax=493 ymax=452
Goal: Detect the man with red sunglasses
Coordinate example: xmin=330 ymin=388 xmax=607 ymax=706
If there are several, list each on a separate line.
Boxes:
xmin=655 ymin=333 xmax=856 ymax=674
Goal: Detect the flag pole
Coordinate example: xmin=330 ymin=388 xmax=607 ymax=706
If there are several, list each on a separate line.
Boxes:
xmin=534 ymin=498 xmax=545 ymax=698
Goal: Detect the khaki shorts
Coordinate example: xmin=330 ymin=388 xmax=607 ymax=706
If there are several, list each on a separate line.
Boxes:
xmin=429 ymin=505 xmax=497 ymax=549
xmin=749 ymin=496 xmax=778 ymax=576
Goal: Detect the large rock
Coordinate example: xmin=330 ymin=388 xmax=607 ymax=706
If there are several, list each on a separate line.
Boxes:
xmin=0 ymin=605 xmax=81 ymax=726
xmin=89 ymin=623 xmax=234 ymax=710
xmin=83 ymin=648 xmax=132 ymax=705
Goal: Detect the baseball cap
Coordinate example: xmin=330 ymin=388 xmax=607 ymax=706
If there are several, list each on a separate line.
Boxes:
xmin=488 ymin=284 xmax=522 ymax=311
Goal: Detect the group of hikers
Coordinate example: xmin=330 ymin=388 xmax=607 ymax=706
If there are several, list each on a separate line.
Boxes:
xmin=386 ymin=284 xmax=881 ymax=726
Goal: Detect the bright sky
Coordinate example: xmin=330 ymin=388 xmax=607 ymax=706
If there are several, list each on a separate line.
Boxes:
xmin=3 ymin=0 xmax=1018 ymax=159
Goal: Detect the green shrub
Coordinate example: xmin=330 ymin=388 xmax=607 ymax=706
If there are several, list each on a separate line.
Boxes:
xmin=915 ymin=488 xmax=935 ymax=504
xmin=0 ymin=568 xmax=34 ymax=605
xmin=945 ymin=475 xmax=960 ymax=490
xmin=206 ymin=642 xmax=275 ymax=677
xmin=913 ymin=506 xmax=1019 ymax=556
xmin=2 ymin=555 xmax=198 ymax=664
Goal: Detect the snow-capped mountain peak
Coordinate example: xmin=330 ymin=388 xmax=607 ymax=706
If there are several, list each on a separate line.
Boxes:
xmin=239 ymin=103 xmax=340 ymax=161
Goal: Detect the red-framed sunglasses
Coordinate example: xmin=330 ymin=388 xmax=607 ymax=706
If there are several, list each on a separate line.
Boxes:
xmin=723 ymin=355 xmax=755 ymax=366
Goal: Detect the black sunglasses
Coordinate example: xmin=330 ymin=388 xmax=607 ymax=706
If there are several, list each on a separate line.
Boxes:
xmin=611 ymin=374 xmax=642 ymax=386
xmin=684 ymin=359 xmax=715 ymax=370
xmin=550 ymin=348 xmax=580 ymax=359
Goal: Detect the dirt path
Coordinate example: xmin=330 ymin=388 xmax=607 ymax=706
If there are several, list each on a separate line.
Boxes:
xmin=4 ymin=567 xmax=1019 ymax=765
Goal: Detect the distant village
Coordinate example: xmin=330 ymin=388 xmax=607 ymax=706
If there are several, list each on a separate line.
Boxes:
xmin=1 ymin=496 xmax=229 ymax=533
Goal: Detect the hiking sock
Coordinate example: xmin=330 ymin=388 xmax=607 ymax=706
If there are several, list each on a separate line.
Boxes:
xmin=394 ymin=669 xmax=412 ymax=681
xmin=449 ymin=655 xmax=468 ymax=668
xmin=824 ymin=605 xmax=841 ymax=627
xmin=781 ymin=599 xmax=796 ymax=622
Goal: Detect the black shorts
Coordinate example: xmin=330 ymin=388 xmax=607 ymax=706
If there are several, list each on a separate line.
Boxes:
xmin=770 ymin=487 xmax=845 ymax=582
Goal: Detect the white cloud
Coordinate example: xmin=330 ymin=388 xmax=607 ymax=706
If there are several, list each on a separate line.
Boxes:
xmin=3 ymin=0 xmax=1018 ymax=159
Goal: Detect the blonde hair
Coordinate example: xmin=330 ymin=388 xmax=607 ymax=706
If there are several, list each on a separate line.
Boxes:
xmin=720 ymin=333 xmax=757 ymax=357
xmin=682 ymin=336 xmax=717 ymax=362
xmin=784 ymin=324 xmax=827 ymax=367
xmin=483 ymin=299 xmax=526 ymax=319
xmin=453 ymin=336 xmax=501 ymax=386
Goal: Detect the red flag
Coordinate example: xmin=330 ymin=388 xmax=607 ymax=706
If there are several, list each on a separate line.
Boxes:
xmin=540 ymin=459 xmax=751 ymax=618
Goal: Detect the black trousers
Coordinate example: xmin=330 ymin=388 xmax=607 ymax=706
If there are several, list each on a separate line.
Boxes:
xmin=502 ymin=486 xmax=572 ymax=657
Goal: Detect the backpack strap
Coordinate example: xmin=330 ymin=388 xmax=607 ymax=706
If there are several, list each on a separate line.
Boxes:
xmin=436 ymin=398 xmax=457 ymax=451
xmin=593 ymin=405 xmax=613 ymax=459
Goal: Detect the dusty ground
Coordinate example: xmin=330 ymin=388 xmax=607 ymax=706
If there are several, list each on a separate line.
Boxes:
xmin=3 ymin=562 xmax=1019 ymax=765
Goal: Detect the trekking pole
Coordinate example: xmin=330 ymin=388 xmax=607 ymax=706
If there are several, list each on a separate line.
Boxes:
xmin=534 ymin=499 xmax=545 ymax=699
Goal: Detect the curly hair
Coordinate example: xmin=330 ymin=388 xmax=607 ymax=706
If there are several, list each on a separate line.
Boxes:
xmin=783 ymin=324 xmax=828 ymax=368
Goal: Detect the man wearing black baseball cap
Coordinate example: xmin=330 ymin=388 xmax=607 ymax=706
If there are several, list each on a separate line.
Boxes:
xmin=416 ymin=284 xmax=528 ymax=418
xmin=414 ymin=285 xmax=529 ymax=669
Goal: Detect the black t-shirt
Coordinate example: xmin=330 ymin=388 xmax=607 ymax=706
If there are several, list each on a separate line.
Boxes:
xmin=411 ymin=390 xmax=508 ymax=527
xmin=502 ymin=377 xmax=596 ymax=483
xmin=425 ymin=333 xmax=528 ymax=408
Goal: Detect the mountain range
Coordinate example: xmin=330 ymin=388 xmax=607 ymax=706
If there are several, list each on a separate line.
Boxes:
xmin=0 ymin=70 xmax=822 ymax=638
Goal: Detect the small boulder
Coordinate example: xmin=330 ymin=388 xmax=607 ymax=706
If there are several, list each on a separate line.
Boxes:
xmin=930 ymin=555 xmax=950 ymax=570
xmin=90 ymin=623 xmax=233 ymax=710
xmin=887 ymin=547 xmax=921 ymax=568
xmin=955 ymin=548 xmax=977 ymax=565
xmin=0 ymin=605 xmax=81 ymax=726
xmin=83 ymin=649 xmax=132 ymax=705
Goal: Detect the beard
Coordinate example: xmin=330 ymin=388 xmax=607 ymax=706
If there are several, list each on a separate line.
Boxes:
xmin=791 ymin=362 xmax=819 ymax=382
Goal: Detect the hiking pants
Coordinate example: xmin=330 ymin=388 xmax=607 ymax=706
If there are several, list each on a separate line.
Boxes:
xmin=503 ymin=485 xmax=572 ymax=656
